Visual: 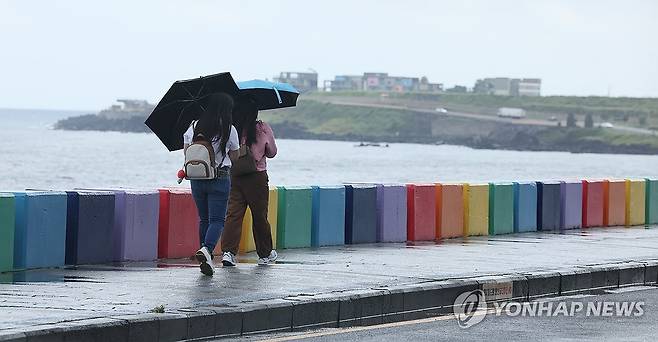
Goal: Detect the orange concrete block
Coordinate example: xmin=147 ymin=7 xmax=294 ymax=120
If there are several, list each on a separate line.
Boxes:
xmin=604 ymin=180 xmax=626 ymax=226
xmin=436 ymin=183 xmax=464 ymax=239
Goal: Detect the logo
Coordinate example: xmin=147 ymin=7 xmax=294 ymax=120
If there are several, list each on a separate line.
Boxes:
xmin=453 ymin=289 xmax=487 ymax=328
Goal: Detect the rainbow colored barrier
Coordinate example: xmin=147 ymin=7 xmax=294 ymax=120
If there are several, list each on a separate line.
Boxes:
xmin=158 ymin=188 xmax=199 ymax=258
xmin=239 ymin=187 xmax=279 ymax=253
xmin=648 ymin=179 xmax=658 ymax=225
xmin=605 ymin=180 xmax=626 ymax=226
xmin=376 ymin=184 xmax=407 ymax=242
xmin=14 ymin=191 xmax=67 ymax=269
xmin=1 ymin=176 xmax=654 ymax=272
xmin=345 ymin=185 xmax=377 ymax=244
xmin=463 ymin=183 xmax=489 ymax=236
xmin=489 ymin=183 xmax=514 ymax=235
xmin=0 ymin=194 xmax=15 ymax=272
xmin=65 ymin=190 xmax=116 ymax=265
xmin=406 ymin=184 xmax=436 ymax=241
xmin=514 ymin=182 xmax=537 ymax=233
xmin=561 ymin=181 xmax=583 ymax=230
xmin=538 ymin=182 xmax=561 ymax=231
xmin=626 ymin=179 xmax=646 ymax=227
xmin=277 ymin=186 xmax=312 ymax=248
xmin=582 ymin=180 xmax=605 ymax=228
xmin=436 ymin=183 xmax=464 ymax=239
xmin=312 ymin=186 xmax=346 ymax=247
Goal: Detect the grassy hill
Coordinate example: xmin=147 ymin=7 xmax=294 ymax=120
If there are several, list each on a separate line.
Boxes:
xmin=261 ymin=99 xmax=658 ymax=154
xmin=310 ymin=92 xmax=658 ymax=129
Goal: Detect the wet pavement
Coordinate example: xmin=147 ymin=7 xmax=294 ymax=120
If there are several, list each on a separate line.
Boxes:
xmin=1 ymin=226 xmax=658 ymax=331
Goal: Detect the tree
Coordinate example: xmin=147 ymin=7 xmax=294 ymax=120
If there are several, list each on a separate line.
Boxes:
xmin=585 ymin=113 xmax=594 ymax=128
xmin=566 ymin=113 xmax=577 ymax=128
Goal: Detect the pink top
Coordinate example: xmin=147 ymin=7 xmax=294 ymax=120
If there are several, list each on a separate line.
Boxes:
xmin=242 ymin=121 xmax=277 ymax=172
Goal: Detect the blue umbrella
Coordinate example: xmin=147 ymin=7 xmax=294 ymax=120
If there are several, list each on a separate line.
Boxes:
xmin=237 ymin=79 xmax=299 ymax=110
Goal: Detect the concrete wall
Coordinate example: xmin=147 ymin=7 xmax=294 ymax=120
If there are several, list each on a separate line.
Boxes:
xmin=2 ymin=176 xmax=655 ymax=269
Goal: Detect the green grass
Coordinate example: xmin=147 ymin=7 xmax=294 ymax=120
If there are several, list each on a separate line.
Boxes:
xmin=311 ymin=91 xmax=658 ymax=123
xmin=260 ymin=100 xmax=427 ymax=138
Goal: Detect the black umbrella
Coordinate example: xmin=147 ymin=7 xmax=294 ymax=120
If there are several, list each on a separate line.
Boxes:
xmin=145 ymin=72 xmax=240 ymax=151
xmin=236 ymin=80 xmax=299 ymax=110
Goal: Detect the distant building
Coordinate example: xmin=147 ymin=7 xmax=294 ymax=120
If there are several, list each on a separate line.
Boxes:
xmin=513 ymin=78 xmax=541 ymax=97
xmin=328 ymin=75 xmax=364 ymax=91
xmin=274 ymin=71 xmax=318 ymax=93
xmin=474 ymin=77 xmax=541 ymax=96
xmin=99 ymin=99 xmax=154 ymax=119
xmin=327 ymin=73 xmax=442 ymax=93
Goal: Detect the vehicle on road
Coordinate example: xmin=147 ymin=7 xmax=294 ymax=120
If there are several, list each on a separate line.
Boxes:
xmin=497 ymin=107 xmax=526 ymax=119
xmin=600 ymin=122 xmax=614 ymax=128
xmin=435 ymin=107 xmax=448 ymax=114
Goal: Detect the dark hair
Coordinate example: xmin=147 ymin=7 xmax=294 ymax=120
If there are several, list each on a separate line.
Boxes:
xmin=193 ymin=92 xmax=234 ymax=156
xmin=233 ymin=98 xmax=259 ymax=146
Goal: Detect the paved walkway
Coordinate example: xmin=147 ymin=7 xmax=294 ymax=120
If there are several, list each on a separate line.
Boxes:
xmin=1 ymin=226 xmax=658 ymax=331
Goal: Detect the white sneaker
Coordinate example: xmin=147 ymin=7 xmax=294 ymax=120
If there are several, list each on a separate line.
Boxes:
xmin=222 ymin=252 xmax=237 ymax=267
xmin=257 ymin=250 xmax=278 ymax=265
xmin=195 ymin=247 xmax=214 ymax=276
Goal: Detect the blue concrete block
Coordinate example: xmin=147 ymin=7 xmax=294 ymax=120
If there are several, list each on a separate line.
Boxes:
xmin=344 ymin=185 xmax=378 ymax=244
xmin=537 ymin=181 xmax=562 ymax=231
xmin=514 ymin=182 xmax=538 ymax=233
xmin=65 ymin=191 xmax=115 ymax=265
xmin=13 ymin=191 xmax=67 ymax=269
xmin=312 ymin=186 xmax=346 ymax=247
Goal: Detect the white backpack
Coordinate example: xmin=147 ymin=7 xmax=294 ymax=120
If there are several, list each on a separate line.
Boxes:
xmin=184 ymin=135 xmax=217 ymax=180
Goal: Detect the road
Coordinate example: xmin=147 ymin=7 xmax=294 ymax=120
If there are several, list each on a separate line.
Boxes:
xmin=230 ymin=286 xmax=658 ymax=342
xmin=308 ymin=95 xmax=654 ymax=135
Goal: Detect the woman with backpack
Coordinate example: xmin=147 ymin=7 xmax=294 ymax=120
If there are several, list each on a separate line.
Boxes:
xmin=220 ymin=99 xmax=278 ymax=266
xmin=183 ymin=92 xmax=239 ymax=276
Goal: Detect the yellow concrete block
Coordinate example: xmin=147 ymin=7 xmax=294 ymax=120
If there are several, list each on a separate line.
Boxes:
xmin=463 ymin=183 xmax=489 ymax=236
xmin=626 ymin=179 xmax=646 ymax=226
xmin=239 ymin=207 xmax=255 ymax=253
xmin=238 ymin=187 xmax=279 ymax=253
xmin=269 ymin=186 xmax=278 ymax=249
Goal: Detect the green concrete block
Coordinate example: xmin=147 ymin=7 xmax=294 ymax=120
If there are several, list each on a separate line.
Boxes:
xmin=277 ymin=186 xmax=312 ymax=249
xmin=489 ymin=183 xmax=515 ymax=235
xmin=0 ymin=193 xmax=15 ymax=272
xmin=648 ymin=179 xmax=658 ymax=225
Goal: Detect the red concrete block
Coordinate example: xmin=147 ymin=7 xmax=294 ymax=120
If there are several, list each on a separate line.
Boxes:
xmin=582 ymin=180 xmax=604 ymax=228
xmin=436 ymin=183 xmax=464 ymax=239
xmin=406 ymin=184 xmax=436 ymax=241
xmin=158 ymin=188 xmax=200 ymax=258
xmin=604 ymin=180 xmax=626 ymax=226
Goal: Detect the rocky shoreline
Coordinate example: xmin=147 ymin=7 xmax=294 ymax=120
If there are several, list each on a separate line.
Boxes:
xmin=55 ymin=110 xmax=658 ymax=155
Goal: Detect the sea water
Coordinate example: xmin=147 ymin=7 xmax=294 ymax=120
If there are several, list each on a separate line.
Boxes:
xmin=0 ymin=109 xmax=656 ymax=190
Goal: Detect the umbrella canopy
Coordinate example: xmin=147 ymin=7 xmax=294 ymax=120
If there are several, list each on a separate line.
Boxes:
xmin=237 ymin=79 xmax=299 ymax=111
xmin=145 ymin=72 xmax=239 ymax=151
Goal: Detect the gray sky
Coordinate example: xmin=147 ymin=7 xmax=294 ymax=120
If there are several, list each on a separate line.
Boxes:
xmin=1 ymin=0 xmax=657 ymax=110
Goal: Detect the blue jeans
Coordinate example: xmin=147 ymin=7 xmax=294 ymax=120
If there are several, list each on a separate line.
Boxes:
xmin=190 ymin=177 xmax=231 ymax=254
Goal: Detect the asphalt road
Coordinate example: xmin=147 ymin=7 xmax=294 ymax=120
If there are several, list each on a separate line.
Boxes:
xmin=310 ymin=96 xmax=654 ymax=135
xmin=230 ymin=286 xmax=658 ymax=342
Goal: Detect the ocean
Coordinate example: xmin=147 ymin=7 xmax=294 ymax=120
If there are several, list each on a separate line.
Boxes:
xmin=1 ymin=108 xmax=657 ymax=191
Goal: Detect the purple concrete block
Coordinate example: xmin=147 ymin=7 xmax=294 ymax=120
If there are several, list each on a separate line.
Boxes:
xmin=561 ymin=181 xmax=583 ymax=230
xmin=77 ymin=188 xmax=159 ymax=261
xmin=376 ymin=184 xmax=407 ymax=242
xmin=115 ymin=190 xmax=160 ymax=261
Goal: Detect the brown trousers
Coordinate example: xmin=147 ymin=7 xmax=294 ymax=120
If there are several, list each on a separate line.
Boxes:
xmin=221 ymin=171 xmax=273 ymax=258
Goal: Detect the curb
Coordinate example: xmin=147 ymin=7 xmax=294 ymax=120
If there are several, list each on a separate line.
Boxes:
xmin=2 ymin=260 xmax=657 ymax=342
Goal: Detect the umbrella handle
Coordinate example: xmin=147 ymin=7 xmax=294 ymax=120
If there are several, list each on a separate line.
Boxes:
xmin=273 ymin=86 xmax=282 ymax=104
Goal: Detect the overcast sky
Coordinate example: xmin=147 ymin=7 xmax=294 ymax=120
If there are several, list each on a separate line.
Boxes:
xmin=1 ymin=0 xmax=657 ymax=110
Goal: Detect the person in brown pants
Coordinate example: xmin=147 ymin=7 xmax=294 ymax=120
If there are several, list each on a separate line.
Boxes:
xmin=221 ymin=100 xmax=278 ymax=266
